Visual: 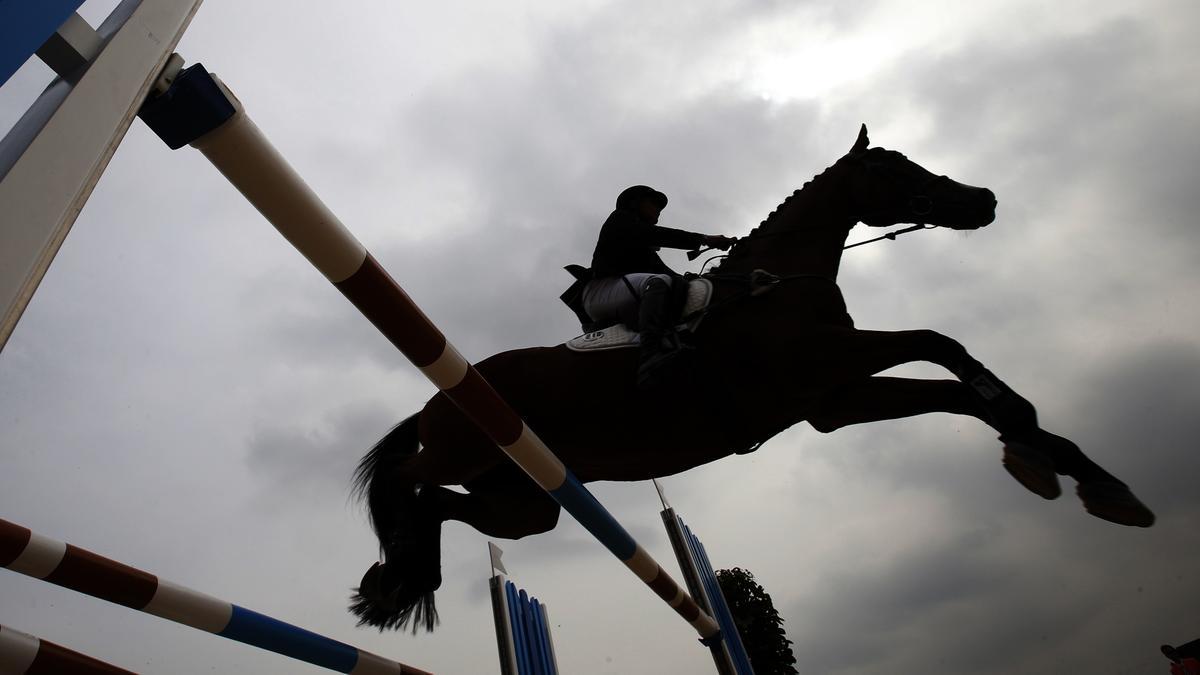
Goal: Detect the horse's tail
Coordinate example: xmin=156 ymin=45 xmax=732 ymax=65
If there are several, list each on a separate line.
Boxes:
xmin=349 ymin=413 xmax=443 ymax=633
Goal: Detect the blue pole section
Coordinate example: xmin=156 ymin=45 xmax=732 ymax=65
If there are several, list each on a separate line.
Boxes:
xmin=521 ymin=592 xmax=544 ymax=675
xmin=539 ymin=601 xmax=560 ymax=675
xmin=518 ymin=588 xmax=537 ymax=675
xmin=684 ymin=523 xmax=755 ymax=674
xmin=219 ymin=606 xmax=360 ymax=672
xmin=530 ymin=601 xmax=554 ymax=675
xmin=494 ymin=577 xmax=561 ymax=675
xmin=506 ymin=582 xmax=532 ymax=675
xmin=661 ymin=500 xmax=758 ymax=674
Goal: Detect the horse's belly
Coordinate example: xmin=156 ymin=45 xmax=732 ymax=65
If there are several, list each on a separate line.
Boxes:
xmin=472 ymin=346 xmax=738 ymax=482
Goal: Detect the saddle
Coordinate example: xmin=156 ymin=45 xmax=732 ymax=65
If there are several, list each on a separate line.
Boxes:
xmin=565 ymin=278 xmax=714 ymax=353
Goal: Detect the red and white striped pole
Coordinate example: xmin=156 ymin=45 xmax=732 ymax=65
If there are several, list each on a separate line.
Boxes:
xmin=0 ymin=624 xmax=133 ymax=675
xmin=184 ymin=73 xmax=720 ymax=641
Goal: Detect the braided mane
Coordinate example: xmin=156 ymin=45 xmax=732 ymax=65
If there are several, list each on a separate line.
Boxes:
xmin=710 ymin=158 xmax=847 ymax=270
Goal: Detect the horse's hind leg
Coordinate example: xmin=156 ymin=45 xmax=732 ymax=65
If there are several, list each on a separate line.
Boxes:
xmin=433 ymin=465 xmax=562 ymax=541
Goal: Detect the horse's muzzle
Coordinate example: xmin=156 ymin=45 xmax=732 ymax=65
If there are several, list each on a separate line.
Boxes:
xmin=941 ymin=185 xmax=997 ymax=229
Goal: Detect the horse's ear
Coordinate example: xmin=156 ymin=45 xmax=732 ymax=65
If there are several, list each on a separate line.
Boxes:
xmin=850 ymin=124 xmax=869 ymax=154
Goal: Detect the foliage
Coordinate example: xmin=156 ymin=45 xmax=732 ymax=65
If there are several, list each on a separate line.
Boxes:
xmin=715 ymin=567 xmax=798 ymax=675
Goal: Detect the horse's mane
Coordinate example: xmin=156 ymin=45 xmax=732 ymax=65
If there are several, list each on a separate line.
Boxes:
xmin=709 ymin=158 xmax=845 ymax=272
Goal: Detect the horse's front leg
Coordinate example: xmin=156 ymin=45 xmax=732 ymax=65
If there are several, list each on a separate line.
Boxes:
xmin=812 ymin=326 xmax=1063 ymax=436
xmin=807 ymin=376 xmax=986 ymax=433
xmin=808 ymin=374 xmax=1057 ymax=497
xmin=805 ymin=327 xmax=1155 ymax=527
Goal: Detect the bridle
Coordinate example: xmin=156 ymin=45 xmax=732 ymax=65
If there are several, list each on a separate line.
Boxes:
xmin=853 ymin=172 xmax=953 ymax=228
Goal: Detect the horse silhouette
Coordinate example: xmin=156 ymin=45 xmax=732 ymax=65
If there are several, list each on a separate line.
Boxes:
xmin=349 ymin=125 xmax=1154 ymax=633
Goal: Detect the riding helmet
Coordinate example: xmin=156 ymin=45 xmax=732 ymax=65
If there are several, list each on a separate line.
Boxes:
xmin=615 ymin=185 xmax=668 ymax=211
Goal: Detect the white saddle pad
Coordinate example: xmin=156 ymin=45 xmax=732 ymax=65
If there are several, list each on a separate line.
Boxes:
xmin=566 ymin=278 xmax=713 ymax=353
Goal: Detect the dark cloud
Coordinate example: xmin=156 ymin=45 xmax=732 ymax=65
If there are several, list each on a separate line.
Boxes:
xmin=770 ymin=338 xmax=1200 ymax=674
xmin=1075 ymin=340 xmax=1200 ymax=507
xmin=244 ymin=402 xmax=403 ymax=505
xmin=880 ymin=12 xmax=1200 ymax=249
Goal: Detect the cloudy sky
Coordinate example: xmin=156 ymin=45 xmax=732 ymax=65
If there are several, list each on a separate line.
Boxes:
xmin=3 ymin=0 xmax=1199 ymax=673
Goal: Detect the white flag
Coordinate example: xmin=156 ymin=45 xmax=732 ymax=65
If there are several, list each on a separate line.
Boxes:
xmin=488 ymin=541 xmax=507 ymax=575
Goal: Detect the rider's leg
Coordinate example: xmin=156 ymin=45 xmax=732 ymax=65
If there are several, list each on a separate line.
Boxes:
xmin=581 ymin=275 xmax=645 ymax=329
xmin=636 ymin=274 xmax=686 ymax=386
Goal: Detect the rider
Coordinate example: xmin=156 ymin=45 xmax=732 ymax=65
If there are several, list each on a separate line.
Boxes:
xmin=562 ymin=185 xmax=734 ymax=385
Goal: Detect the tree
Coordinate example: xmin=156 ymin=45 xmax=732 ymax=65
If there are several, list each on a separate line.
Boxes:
xmin=716 ymin=567 xmax=798 ymax=675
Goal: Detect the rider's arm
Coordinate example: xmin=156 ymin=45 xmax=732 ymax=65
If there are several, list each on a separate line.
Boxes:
xmin=649 ymin=227 xmax=735 ymax=251
xmin=645 ymin=225 xmax=707 ymax=251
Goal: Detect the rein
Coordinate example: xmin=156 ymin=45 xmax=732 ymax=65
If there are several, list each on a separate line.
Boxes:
xmin=692 ymin=222 xmax=938 ymax=273
xmin=686 ymin=223 xmax=939 ymax=322
xmin=841 ymin=223 xmax=937 ymax=249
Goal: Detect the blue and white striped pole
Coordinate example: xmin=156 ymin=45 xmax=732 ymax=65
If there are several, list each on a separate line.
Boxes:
xmin=0 ymin=518 xmax=432 ymax=674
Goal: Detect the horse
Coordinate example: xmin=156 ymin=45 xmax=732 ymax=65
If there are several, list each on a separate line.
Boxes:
xmin=348 ymin=125 xmax=1155 ymax=633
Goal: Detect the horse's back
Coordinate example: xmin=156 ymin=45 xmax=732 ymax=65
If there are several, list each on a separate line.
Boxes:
xmin=420 ymin=344 xmax=740 ymax=482
xmin=473 ymin=345 xmax=641 ymax=442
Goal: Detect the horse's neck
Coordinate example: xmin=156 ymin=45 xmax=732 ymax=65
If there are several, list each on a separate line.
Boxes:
xmin=719 ymin=161 xmax=856 ymax=279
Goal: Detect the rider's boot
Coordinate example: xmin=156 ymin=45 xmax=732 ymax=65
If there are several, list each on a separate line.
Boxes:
xmin=636 ymin=277 xmax=690 ymax=388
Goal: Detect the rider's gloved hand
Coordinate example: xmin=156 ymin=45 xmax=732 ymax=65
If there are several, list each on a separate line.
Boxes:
xmin=704 ymin=235 xmax=736 ymax=250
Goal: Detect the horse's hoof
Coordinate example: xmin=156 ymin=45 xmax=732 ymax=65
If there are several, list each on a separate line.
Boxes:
xmin=1001 ymin=438 xmax=1061 ymax=499
xmin=1077 ymin=481 xmax=1156 ymax=528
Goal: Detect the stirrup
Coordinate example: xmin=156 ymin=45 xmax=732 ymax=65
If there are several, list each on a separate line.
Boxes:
xmin=636 ymin=336 xmax=690 ymax=387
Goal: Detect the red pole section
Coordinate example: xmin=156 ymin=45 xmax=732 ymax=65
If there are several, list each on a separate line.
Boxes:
xmin=187 ymin=76 xmax=720 ymax=641
xmin=1 ymin=623 xmax=134 ymax=674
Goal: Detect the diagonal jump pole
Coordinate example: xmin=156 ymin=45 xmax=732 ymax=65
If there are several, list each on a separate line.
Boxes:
xmin=136 ymin=59 xmax=721 ymax=643
xmin=1 ymin=622 xmax=134 ymax=675
xmin=0 ymin=518 xmax=430 ymax=674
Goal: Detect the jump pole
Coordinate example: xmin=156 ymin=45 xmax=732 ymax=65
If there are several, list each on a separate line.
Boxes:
xmin=0 ymin=518 xmax=431 ymax=674
xmin=0 ymin=623 xmax=134 ymax=674
xmin=136 ymin=60 xmax=721 ymax=643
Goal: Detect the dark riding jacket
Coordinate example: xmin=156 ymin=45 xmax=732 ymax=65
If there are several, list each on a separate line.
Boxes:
xmin=560 ymin=187 xmax=708 ymax=329
xmin=589 ymin=207 xmax=706 ymax=278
